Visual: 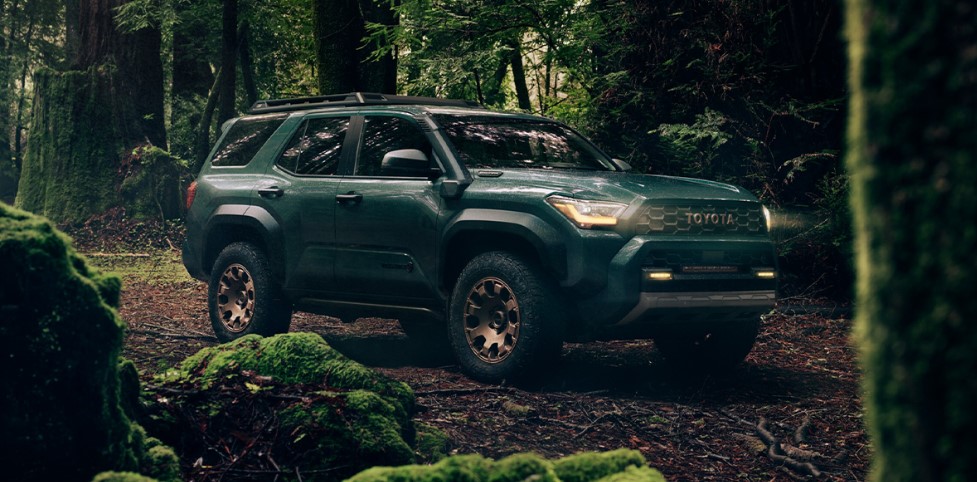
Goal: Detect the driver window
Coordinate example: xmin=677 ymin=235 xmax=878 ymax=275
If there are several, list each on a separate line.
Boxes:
xmin=356 ymin=116 xmax=432 ymax=177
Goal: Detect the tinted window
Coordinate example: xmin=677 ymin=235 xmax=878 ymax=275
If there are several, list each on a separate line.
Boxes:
xmin=434 ymin=115 xmax=614 ymax=171
xmin=211 ymin=114 xmax=287 ymax=167
xmin=276 ymin=117 xmax=349 ymax=176
xmin=355 ymin=116 xmax=431 ymax=176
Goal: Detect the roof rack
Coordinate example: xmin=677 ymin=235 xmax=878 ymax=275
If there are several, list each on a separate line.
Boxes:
xmin=248 ymin=92 xmax=482 ymax=114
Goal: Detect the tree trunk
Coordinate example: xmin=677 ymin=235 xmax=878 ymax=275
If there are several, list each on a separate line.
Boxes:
xmin=194 ymin=68 xmax=223 ymax=173
xmin=16 ymin=67 xmax=126 ymax=222
xmin=509 ymin=41 xmax=531 ymax=110
xmin=845 ymin=0 xmax=977 ymax=481
xmin=313 ymin=0 xmax=359 ymax=93
xmin=313 ymin=0 xmax=398 ymax=94
xmin=17 ymin=0 xmax=172 ymax=222
xmin=239 ymin=20 xmax=258 ymax=106
xmin=65 ymin=0 xmax=80 ymax=68
xmin=217 ymin=0 xmax=238 ymax=124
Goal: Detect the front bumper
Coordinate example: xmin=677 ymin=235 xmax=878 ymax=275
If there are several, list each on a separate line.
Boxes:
xmin=573 ymin=235 xmax=777 ymax=336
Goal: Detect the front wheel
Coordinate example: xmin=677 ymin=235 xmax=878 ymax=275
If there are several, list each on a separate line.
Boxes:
xmin=652 ymin=318 xmax=760 ymax=372
xmin=448 ymin=251 xmax=563 ymax=383
xmin=208 ymin=242 xmax=292 ymax=342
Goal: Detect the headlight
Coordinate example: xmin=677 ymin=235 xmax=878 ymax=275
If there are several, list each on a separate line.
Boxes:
xmin=762 ymin=205 xmax=772 ymax=232
xmin=546 ymin=195 xmax=627 ymax=229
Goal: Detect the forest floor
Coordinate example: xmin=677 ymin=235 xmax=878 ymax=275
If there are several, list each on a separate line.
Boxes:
xmin=71 ymin=219 xmax=869 ymax=482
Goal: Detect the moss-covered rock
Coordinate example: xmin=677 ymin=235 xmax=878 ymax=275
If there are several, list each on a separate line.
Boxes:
xmin=91 ymin=472 xmax=159 ymax=482
xmin=147 ymin=332 xmax=417 ymax=480
xmin=345 ymin=449 xmax=664 ymax=482
xmin=0 ymin=203 xmax=179 ymax=481
xmin=553 ymin=449 xmax=649 ymax=482
xmin=414 ymin=423 xmax=450 ymax=463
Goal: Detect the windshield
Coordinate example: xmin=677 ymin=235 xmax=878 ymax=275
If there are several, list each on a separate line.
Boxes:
xmin=434 ymin=115 xmax=616 ymax=171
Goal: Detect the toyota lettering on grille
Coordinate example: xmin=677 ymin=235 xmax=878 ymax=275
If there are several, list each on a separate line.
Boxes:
xmin=686 ymin=212 xmax=735 ymax=225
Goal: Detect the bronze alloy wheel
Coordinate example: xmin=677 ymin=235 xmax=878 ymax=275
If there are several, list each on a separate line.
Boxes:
xmin=463 ymin=277 xmax=521 ymax=363
xmin=217 ymin=263 xmax=256 ymax=332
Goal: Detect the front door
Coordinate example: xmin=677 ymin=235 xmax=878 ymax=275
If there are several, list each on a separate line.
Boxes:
xmin=334 ymin=115 xmax=442 ymax=302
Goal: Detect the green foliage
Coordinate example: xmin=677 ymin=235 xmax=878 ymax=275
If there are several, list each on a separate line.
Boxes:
xmin=346 ymin=449 xmax=662 ymax=482
xmin=653 ymin=108 xmax=740 ymax=182
xmin=0 ymin=202 xmax=178 ymax=481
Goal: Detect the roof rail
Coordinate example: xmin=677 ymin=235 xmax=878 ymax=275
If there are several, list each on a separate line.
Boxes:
xmin=248 ymin=92 xmax=482 ymax=114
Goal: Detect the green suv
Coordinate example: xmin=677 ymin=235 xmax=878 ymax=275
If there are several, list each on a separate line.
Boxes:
xmin=183 ymin=93 xmax=777 ymax=382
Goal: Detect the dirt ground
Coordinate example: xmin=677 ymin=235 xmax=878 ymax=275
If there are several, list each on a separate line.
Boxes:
xmin=74 ymin=223 xmax=868 ymax=482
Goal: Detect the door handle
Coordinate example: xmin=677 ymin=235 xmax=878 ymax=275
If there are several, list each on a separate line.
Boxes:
xmin=336 ymin=192 xmax=363 ymax=204
xmin=258 ymin=186 xmax=284 ymax=198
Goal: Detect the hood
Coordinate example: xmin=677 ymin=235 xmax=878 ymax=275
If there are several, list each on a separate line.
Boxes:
xmin=470 ymin=169 xmax=759 ymax=204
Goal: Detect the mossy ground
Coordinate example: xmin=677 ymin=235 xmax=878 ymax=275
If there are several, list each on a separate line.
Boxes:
xmin=346 ymin=449 xmax=664 ymax=482
xmin=145 ymin=332 xmax=417 ymax=481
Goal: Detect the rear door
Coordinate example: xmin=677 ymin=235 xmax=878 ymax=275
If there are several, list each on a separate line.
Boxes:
xmin=254 ymin=114 xmax=353 ymax=295
xmin=334 ymin=114 xmax=443 ymax=302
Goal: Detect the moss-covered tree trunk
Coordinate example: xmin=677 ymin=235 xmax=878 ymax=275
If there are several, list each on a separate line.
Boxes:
xmin=16 ymin=0 xmax=172 ymax=224
xmin=844 ymin=0 xmax=977 ymax=480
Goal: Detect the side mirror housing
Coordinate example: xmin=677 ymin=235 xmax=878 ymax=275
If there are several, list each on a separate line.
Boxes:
xmin=381 ymin=149 xmax=432 ymax=177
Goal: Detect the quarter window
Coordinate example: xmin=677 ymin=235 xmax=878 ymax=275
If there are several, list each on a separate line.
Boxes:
xmin=211 ymin=114 xmax=287 ymax=167
xmin=277 ymin=117 xmax=349 ymax=176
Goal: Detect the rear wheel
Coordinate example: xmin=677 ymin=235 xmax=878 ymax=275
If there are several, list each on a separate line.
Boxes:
xmin=208 ymin=242 xmax=292 ymax=342
xmin=448 ymin=251 xmax=563 ymax=383
xmin=653 ymin=319 xmax=760 ymax=372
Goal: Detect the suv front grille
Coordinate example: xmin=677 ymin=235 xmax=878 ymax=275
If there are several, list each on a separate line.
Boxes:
xmin=634 ymin=202 xmax=766 ymax=236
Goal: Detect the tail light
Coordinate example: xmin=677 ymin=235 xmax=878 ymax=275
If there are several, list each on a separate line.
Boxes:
xmin=186 ymin=180 xmax=198 ymax=211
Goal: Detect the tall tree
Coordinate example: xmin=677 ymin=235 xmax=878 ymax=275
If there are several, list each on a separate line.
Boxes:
xmin=845 ymin=0 xmax=977 ymax=480
xmin=217 ymin=0 xmax=237 ymax=124
xmin=313 ymin=0 xmax=397 ymax=94
xmin=16 ymin=0 xmax=174 ymax=223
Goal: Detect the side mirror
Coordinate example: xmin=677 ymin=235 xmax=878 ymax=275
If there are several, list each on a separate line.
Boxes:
xmin=381 ymin=149 xmax=432 ymax=178
xmin=611 ymin=158 xmax=633 ymax=172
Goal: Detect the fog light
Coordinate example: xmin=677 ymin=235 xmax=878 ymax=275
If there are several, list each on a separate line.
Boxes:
xmin=753 ymin=269 xmax=776 ymax=279
xmin=646 ymin=269 xmax=673 ymax=281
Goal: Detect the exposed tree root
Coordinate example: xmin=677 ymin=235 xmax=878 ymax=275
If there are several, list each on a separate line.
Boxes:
xmin=757 ymin=417 xmax=823 ymax=478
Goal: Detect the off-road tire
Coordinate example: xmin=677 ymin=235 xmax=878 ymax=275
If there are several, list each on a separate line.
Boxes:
xmin=653 ymin=318 xmax=760 ymax=372
xmin=448 ymin=251 xmax=563 ymax=383
xmin=208 ymin=242 xmax=292 ymax=342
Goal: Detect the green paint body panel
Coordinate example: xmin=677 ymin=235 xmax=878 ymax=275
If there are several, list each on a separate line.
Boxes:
xmin=183 ymin=102 xmax=777 ymax=341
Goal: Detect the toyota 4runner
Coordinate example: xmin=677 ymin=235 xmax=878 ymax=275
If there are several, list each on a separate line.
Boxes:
xmin=183 ymin=92 xmax=777 ymax=382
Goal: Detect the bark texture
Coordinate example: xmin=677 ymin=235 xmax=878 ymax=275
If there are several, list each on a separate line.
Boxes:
xmin=845 ymin=1 xmax=977 ymax=480
xmin=17 ymin=0 xmax=172 ymax=223
xmin=313 ymin=0 xmax=397 ymax=94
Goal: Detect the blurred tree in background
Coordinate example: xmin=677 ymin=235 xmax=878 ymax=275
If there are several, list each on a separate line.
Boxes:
xmin=845 ymin=0 xmax=977 ymax=479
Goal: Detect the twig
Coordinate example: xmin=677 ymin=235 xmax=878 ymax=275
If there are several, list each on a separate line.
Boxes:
xmin=416 ymin=387 xmax=517 ymax=396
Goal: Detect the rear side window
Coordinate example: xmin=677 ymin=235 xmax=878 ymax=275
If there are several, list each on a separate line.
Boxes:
xmin=276 ymin=117 xmax=349 ymax=176
xmin=210 ymin=114 xmax=287 ymax=167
